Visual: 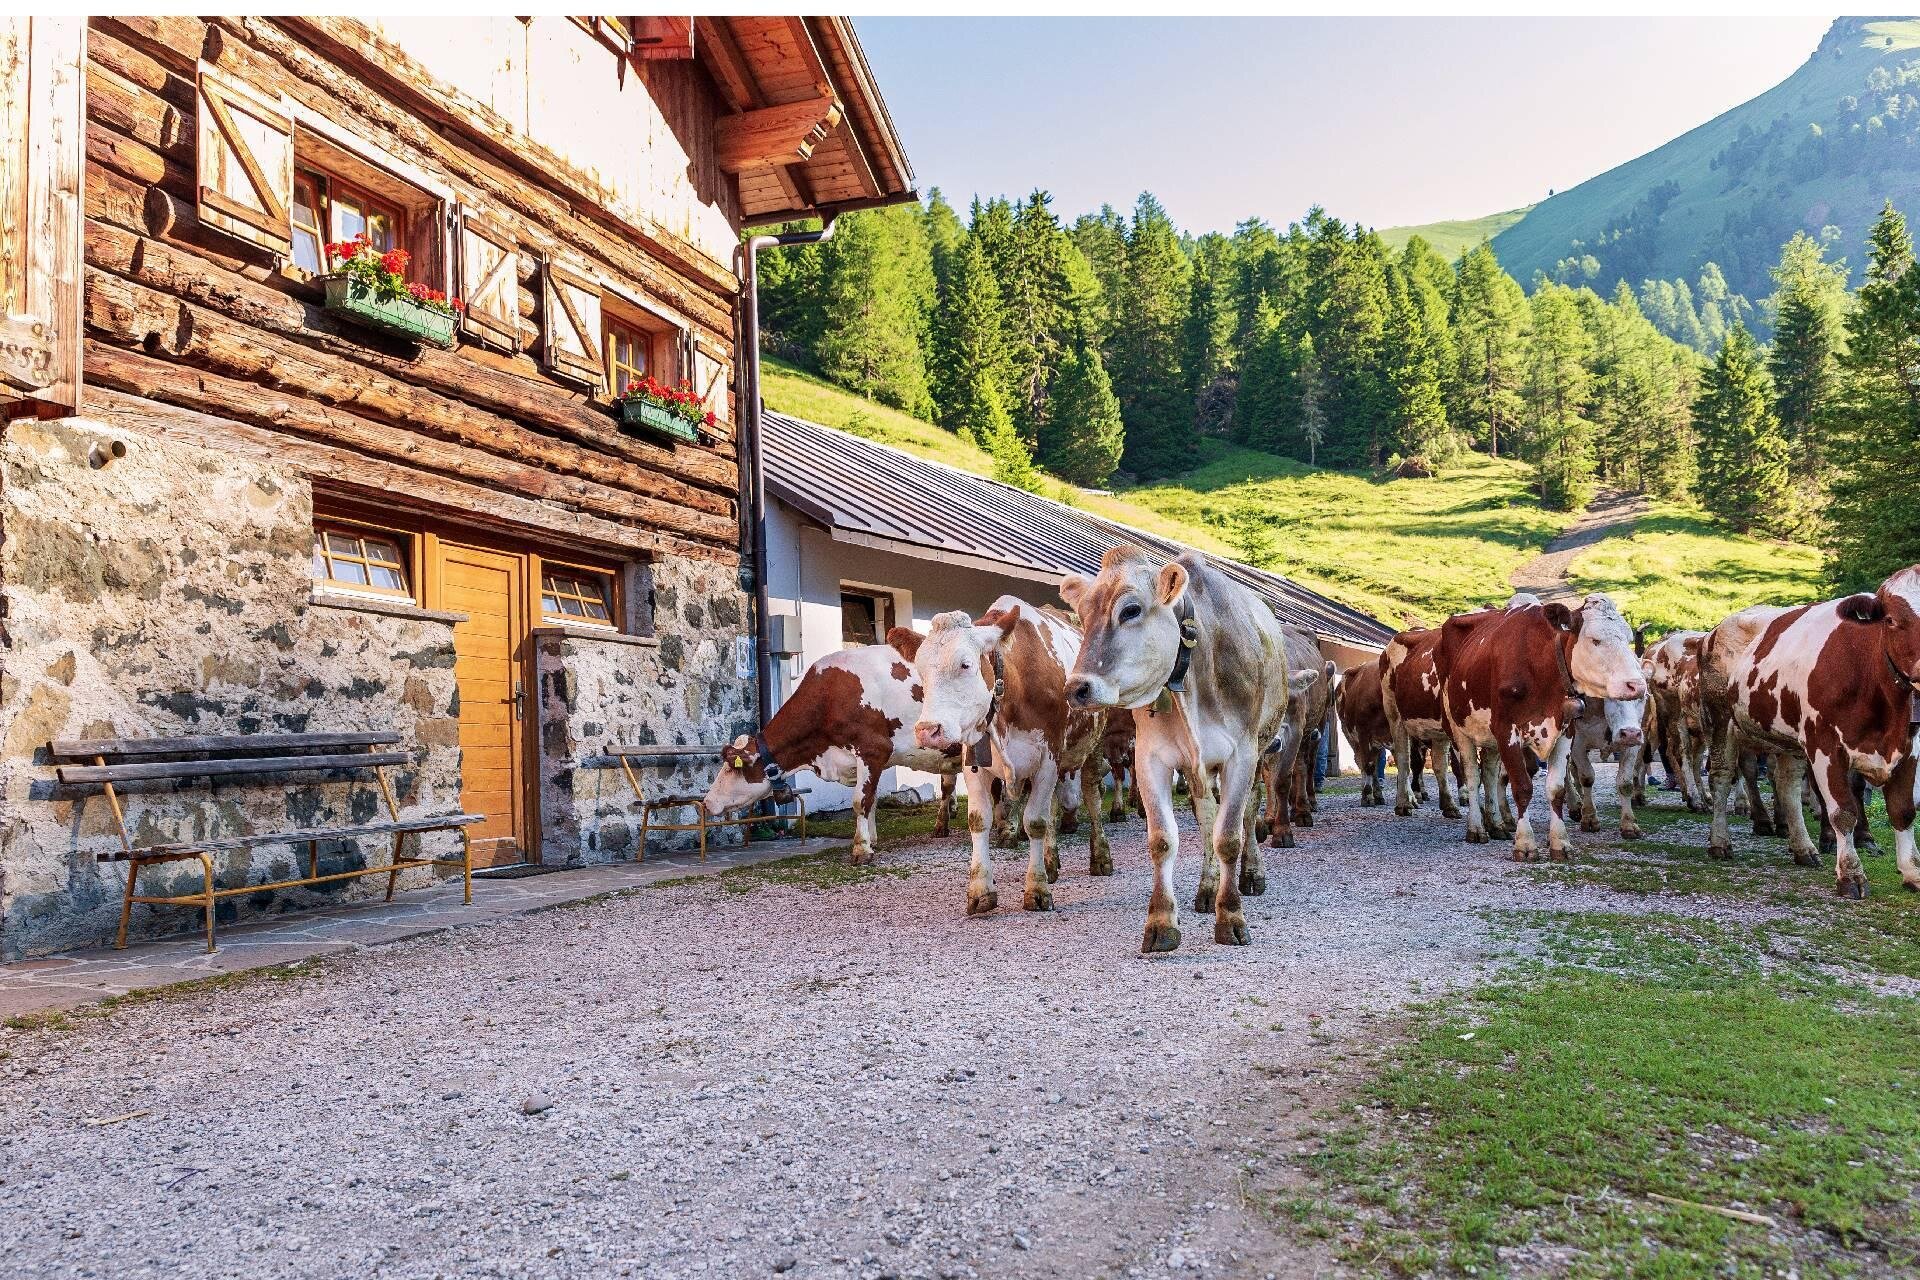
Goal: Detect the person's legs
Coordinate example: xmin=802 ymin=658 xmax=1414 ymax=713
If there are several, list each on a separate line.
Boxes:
xmin=1313 ymin=722 xmax=1331 ymax=791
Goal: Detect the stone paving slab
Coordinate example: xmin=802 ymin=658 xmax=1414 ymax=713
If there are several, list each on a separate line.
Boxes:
xmin=0 ymin=836 xmax=841 ymax=1021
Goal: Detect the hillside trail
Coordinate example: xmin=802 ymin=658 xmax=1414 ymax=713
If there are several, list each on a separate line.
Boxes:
xmin=1508 ymin=487 xmax=1647 ymax=601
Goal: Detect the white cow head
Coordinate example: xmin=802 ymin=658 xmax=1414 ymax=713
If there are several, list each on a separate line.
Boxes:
xmin=913 ymin=608 xmax=1018 ymax=751
xmin=1061 ymin=546 xmax=1192 ymax=711
xmin=1561 ymin=594 xmax=1646 ymax=702
xmin=703 ymin=734 xmax=772 ymax=816
xmin=1599 ymin=691 xmax=1647 ymax=749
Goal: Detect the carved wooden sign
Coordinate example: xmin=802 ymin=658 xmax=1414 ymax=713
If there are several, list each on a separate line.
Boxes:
xmin=1 ymin=17 xmax=85 ymax=413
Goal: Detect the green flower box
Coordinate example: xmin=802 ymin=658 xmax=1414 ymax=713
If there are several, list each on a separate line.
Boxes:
xmin=617 ymin=396 xmax=703 ymax=445
xmin=320 ymin=274 xmax=457 ymax=349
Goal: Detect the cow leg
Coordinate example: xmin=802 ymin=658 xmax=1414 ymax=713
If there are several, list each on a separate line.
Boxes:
xmin=1680 ymin=720 xmax=1707 ymax=813
xmin=1392 ymin=724 xmax=1418 ymax=816
xmin=1139 ymin=752 xmax=1183 ymax=953
xmin=1493 ymin=753 xmax=1518 ymax=839
xmin=849 ymin=756 xmax=883 ymax=865
xmin=1251 ymin=759 xmax=1273 ymax=844
xmin=1266 ymin=748 xmax=1297 ymax=850
xmin=1210 ymin=750 xmax=1256 ymax=946
xmin=1192 ymin=774 xmax=1221 ymax=915
xmin=1023 ymin=763 xmax=1059 ymax=912
xmin=1084 ymin=765 xmax=1113 ymax=876
xmin=1888 ymin=753 xmax=1919 ymax=891
xmin=1293 ymin=732 xmax=1318 ymax=827
xmin=1412 ymin=740 xmax=1430 ymax=804
xmin=1432 ymin=739 xmax=1463 ymax=821
xmin=1543 ymin=734 xmax=1573 ymax=860
xmin=1500 ymin=736 xmax=1542 ymax=861
xmin=1455 ymin=731 xmax=1489 ymax=844
xmin=1742 ymin=753 xmax=1774 ymax=838
xmin=1107 ymin=761 xmax=1130 ymax=823
xmin=1058 ymin=770 xmax=1081 ymax=836
xmin=1618 ymin=742 xmax=1644 ymax=840
xmin=1812 ymin=751 xmax=1868 ymax=898
xmin=934 ymin=773 xmax=955 ymax=839
xmin=1853 ymin=773 xmax=1880 ymax=853
xmin=958 ymin=765 xmax=999 ymax=915
xmin=1572 ymin=744 xmax=1600 ymax=833
xmin=1703 ymin=697 xmax=1739 ymax=859
xmin=1773 ymin=754 xmax=1819 ymax=867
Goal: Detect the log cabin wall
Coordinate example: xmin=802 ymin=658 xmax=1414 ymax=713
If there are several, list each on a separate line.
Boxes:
xmin=0 ymin=16 xmax=778 ymax=956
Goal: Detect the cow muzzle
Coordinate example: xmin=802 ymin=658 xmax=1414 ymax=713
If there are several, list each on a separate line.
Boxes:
xmin=1065 ymin=674 xmax=1114 ymax=709
xmin=1612 ymin=678 xmax=1645 ymax=701
xmin=914 ymin=721 xmax=952 ymax=750
xmin=1613 ymin=726 xmax=1644 ymax=748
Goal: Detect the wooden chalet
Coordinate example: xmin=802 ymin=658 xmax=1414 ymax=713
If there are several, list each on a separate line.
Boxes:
xmin=0 ymin=16 xmax=914 ymax=957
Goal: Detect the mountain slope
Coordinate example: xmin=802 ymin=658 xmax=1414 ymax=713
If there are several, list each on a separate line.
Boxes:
xmin=1378 ymin=206 xmax=1531 ymax=262
xmin=1493 ymin=18 xmax=1920 ymax=301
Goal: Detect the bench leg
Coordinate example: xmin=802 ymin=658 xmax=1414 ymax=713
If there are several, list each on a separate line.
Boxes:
xmin=115 ymin=858 xmax=140 ymax=949
xmin=196 ymin=853 xmax=217 ymax=954
xmin=797 ymin=795 xmax=808 ymax=841
xmin=461 ymin=828 xmax=473 ymax=905
xmin=385 ymin=831 xmax=404 ymax=903
xmin=639 ymin=806 xmax=651 ymax=866
xmin=698 ymin=811 xmax=708 ymax=863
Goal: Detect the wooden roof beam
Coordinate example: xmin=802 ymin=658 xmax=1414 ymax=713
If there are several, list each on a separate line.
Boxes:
xmin=715 ymin=96 xmax=842 ymax=174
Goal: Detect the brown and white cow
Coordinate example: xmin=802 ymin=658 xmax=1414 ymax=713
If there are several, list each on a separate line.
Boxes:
xmin=1645 ymin=630 xmax=1708 ymax=811
xmin=1382 ymin=627 xmax=1464 ymax=821
xmin=1562 ymin=687 xmax=1649 ymax=839
xmin=1099 ymin=711 xmax=1140 ymax=822
xmin=704 ymin=630 xmax=958 ymax=864
xmin=1699 ymin=605 xmax=1790 ymax=857
xmin=1061 ymin=546 xmax=1292 ymax=953
xmin=1338 ymin=655 xmax=1394 ymax=807
xmin=1439 ymin=594 xmax=1646 ymax=859
xmin=912 ymin=598 xmax=1109 ymax=915
xmin=1713 ymin=569 xmax=1920 ymax=897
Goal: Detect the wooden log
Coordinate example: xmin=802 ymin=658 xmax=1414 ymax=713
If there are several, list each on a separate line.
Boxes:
xmin=80 ymin=327 xmax=738 ymax=547
xmin=84 ymin=60 xmax=191 ymax=166
xmin=53 ymin=730 xmax=401 ymax=757
xmin=82 ymin=220 xmax=739 ymax=498
xmin=83 ymin=379 xmax=728 ymax=562
xmin=86 ymin=23 xmax=195 ymax=110
xmin=86 ymin=120 xmax=192 ymax=201
xmin=84 ymin=158 xmax=262 ymax=278
xmin=714 ymin=97 xmax=842 ymax=172
xmin=87 ymin=15 xmax=212 ymax=72
xmin=58 ymin=751 xmax=410 ymax=785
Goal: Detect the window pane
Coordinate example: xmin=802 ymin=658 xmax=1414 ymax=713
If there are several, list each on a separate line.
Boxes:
xmin=326 ymin=532 xmax=362 ymax=555
xmin=370 ymin=565 xmax=405 ymax=590
xmin=541 ymin=594 xmax=561 ymax=615
xmin=292 ymin=229 xmax=323 ymax=275
xmin=558 ymin=594 xmax=583 ymax=617
xmin=582 ymin=596 xmax=609 ymax=621
xmin=334 ymin=201 xmax=366 ymax=245
xmin=366 ymin=211 xmax=394 ymax=252
xmin=333 ymin=560 xmax=369 ymax=585
xmin=364 ymin=537 xmax=403 ymax=567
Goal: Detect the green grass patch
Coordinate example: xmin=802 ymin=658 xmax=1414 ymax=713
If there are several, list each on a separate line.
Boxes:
xmin=1119 ymin=447 xmax=1568 ymax=625
xmin=1566 ymin=500 xmax=1825 ymax=633
xmin=1304 ymin=909 xmax=1920 ymax=1276
xmin=1377 ymin=206 xmax=1533 ymax=262
xmin=2 ymin=959 xmax=322 ymax=1033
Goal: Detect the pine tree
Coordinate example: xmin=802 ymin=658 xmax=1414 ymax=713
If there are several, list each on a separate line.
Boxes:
xmin=1068 ymin=205 xmax=1127 ymax=345
xmin=1522 ymin=284 xmax=1596 ymax=510
xmin=1382 ymin=264 xmax=1452 ymax=469
xmin=1766 ymin=231 xmax=1849 ymax=523
xmin=1826 ymin=201 xmax=1920 ymax=587
xmin=1038 ymin=339 xmax=1125 ymax=486
xmin=921 ymin=189 xmax=968 ymax=295
xmin=1304 ymin=213 xmax=1390 ymax=467
xmin=977 ymin=383 xmax=1041 ymax=493
xmin=1182 ymin=233 xmax=1237 ymax=400
xmin=1001 ymin=191 xmax=1076 ymax=444
xmin=1693 ymin=324 xmax=1793 ymax=534
xmin=930 ymin=238 xmax=1012 ymax=434
xmin=1232 ymin=301 xmax=1309 ymax=457
xmin=813 ymin=207 xmax=934 ymax=416
xmin=1110 ymin=193 xmax=1192 ymax=478
xmin=1449 ymin=242 xmax=1528 ymax=458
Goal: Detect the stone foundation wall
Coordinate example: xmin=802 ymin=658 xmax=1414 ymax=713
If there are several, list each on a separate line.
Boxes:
xmin=0 ymin=419 xmax=462 ymax=958
xmin=535 ymin=555 xmax=757 ymax=863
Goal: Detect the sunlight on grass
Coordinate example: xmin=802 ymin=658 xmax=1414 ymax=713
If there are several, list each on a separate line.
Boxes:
xmin=1118 ymin=446 xmax=1568 ymax=625
xmin=1565 ymin=500 xmax=1826 ymax=632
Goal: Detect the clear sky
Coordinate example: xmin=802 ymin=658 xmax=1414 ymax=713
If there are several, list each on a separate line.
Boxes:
xmin=855 ymin=16 xmax=1836 ymax=235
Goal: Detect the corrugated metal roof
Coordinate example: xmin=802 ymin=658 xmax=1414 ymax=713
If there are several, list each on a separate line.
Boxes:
xmin=762 ymin=410 xmax=1395 ymax=650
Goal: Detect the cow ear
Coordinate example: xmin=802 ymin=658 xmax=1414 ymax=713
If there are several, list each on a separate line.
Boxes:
xmin=1682 ymin=634 xmax=1704 ymax=657
xmin=1841 ymin=593 xmax=1886 ymax=624
xmin=1543 ymin=602 xmax=1578 ymax=632
xmin=1156 ymin=560 xmax=1189 ymax=608
xmin=886 ymin=627 xmax=923 ymax=660
xmin=982 ymin=603 xmax=1021 ymax=645
xmin=1058 ymin=572 xmax=1089 ymax=613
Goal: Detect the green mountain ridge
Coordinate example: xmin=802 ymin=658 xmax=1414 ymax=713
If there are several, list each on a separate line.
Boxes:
xmin=1376 ymin=206 xmax=1532 ymax=262
xmin=1491 ymin=17 xmax=1920 ymax=304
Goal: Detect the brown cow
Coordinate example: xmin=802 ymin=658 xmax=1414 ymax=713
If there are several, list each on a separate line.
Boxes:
xmin=912 ymin=599 xmax=1109 ymax=915
xmin=1062 ymin=546 xmax=1292 ymax=952
xmin=1382 ymin=627 xmax=1465 ymax=822
xmin=1699 ymin=605 xmax=1789 ymax=855
xmin=1440 ymin=595 xmax=1647 ymax=859
xmin=1261 ymin=625 xmax=1335 ymax=848
xmin=1645 ymin=630 xmax=1708 ymax=811
xmin=1099 ymin=711 xmax=1140 ymax=822
xmin=1339 ymin=655 xmax=1394 ymax=806
xmin=1712 ymin=569 xmax=1920 ymax=896
xmin=704 ymin=630 xmax=959 ymax=863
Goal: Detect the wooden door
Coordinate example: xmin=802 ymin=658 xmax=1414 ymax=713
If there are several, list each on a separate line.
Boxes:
xmin=440 ymin=542 xmax=530 ymax=867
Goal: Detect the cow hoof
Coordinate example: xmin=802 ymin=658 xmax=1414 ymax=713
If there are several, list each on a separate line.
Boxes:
xmin=1240 ymin=870 xmax=1266 ymax=896
xmin=1859 ymin=836 xmax=1883 ymax=856
xmin=1621 ymin=823 xmax=1643 ymax=841
xmin=1089 ymin=848 xmax=1114 ymax=877
xmin=1838 ymin=877 xmax=1868 ymax=900
xmin=1707 ymin=843 xmax=1733 ymax=861
xmin=966 ymin=890 xmax=998 ymax=916
xmin=1191 ymin=890 xmax=1216 ymax=915
xmin=933 ymin=824 xmax=950 ymax=839
xmin=1793 ymin=849 xmax=1820 ymax=868
xmin=1440 ymin=806 xmax=1462 ymax=821
xmin=1023 ymin=885 xmax=1053 ymax=912
xmin=848 ymin=848 xmax=875 ymax=867
xmin=1903 ymin=878 xmax=1920 ymax=894
xmin=1580 ymin=816 xmax=1601 ymax=834
xmin=1549 ymin=847 xmax=1571 ymax=863
xmin=1276 ymin=832 xmax=1297 ymax=850
xmin=1297 ymin=812 xmax=1315 ymax=829
xmin=1511 ymin=847 xmax=1537 ymax=863
xmin=1466 ymin=829 xmax=1488 ymax=845
xmin=1253 ymin=820 xmax=1271 ymax=842
xmin=1685 ymin=799 xmax=1706 ymax=814
xmin=1140 ymin=922 xmax=1182 ymax=954
xmin=1060 ymin=813 xmax=1080 ymax=835
xmin=1753 ymin=817 xmax=1777 ymax=838
xmin=1394 ymin=803 xmax=1412 ymax=818
xmin=1215 ymin=916 xmax=1250 ymax=946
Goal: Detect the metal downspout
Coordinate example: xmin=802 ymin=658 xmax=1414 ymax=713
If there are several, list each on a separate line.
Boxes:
xmin=735 ymin=219 xmax=837 ymax=732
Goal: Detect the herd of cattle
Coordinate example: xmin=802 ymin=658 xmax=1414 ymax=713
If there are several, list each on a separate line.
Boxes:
xmin=704 ymin=545 xmax=1920 ymax=953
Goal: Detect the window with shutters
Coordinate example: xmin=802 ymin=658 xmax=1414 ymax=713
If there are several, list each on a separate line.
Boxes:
xmin=291 ymin=167 xmax=406 ymax=274
xmin=601 ymin=301 xmax=683 ymax=399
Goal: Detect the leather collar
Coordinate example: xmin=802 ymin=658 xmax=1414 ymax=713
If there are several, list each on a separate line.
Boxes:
xmin=963 ymin=648 xmax=1007 ymax=770
xmin=1888 ymin=649 xmax=1917 ymax=696
xmin=1553 ymin=626 xmax=1586 ymax=718
xmin=1164 ymin=596 xmax=1200 ymax=695
xmin=730 ymin=732 xmax=784 ymax=786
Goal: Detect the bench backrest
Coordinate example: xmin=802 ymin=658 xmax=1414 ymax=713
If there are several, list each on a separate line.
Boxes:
xmin=607 ymin=744 xmax=725 ymax=764
xmin=51 ymin=732 xmax=407 ymax=786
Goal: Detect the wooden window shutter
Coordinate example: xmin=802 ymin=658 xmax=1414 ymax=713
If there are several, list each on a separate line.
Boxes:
xmin=693 ymin=341 xmax=729 ymax=426
xmin=540 ymin=258 xmax=603 ymax=387
xmin=194 ymin=60 xmax=294 ymax=256
xmin=456 ymin=207 xmax=519 ymax=352
xmin=0 ymin=17 xmax=85 ymax=414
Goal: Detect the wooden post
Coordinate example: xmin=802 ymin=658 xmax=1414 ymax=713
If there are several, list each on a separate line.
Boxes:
xmin=0 ymin=18 xmax=85 ymax=416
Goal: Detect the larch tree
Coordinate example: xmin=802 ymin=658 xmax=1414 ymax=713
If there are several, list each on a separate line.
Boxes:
xmin=1448 ymin=242 xmax=1528 ymax=458
xmin=1110 ymin=192 xmax=1193 ymax=478
xmin=1693 ymin=324 xmax=1793 ymax=535
xmin=1038 ymin=338 xmax=1125 ymax=486
xmin=813 ymin=206 xmax=935 ymax=416
xmin=1522 ymin=284 xmax=1597 ymax=510
xmin=931 ymin=237 xmax=1012 ymax=438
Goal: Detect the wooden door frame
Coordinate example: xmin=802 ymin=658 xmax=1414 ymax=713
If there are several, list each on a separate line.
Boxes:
xmin=428 ymin=536 xmax=540 ymax=865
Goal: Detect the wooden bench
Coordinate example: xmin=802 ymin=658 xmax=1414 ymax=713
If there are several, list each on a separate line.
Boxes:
xmin=51 ymin=731 xmax=485 ymax=954
xmin=610 ymin=744 xmax=808 ymax=861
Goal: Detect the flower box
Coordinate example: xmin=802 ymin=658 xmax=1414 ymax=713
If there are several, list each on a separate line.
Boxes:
xmin=617 ymin=395 xmax=703 ymax=445
xmin=321 ymin=274 xmax=458 ymax=349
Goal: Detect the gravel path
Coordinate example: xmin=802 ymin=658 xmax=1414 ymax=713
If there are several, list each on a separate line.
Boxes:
xmin=1509 ymin=489 xmax=1648 ymax=601
xmin=2 ymin=770 xmax=1703 ymax=1280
